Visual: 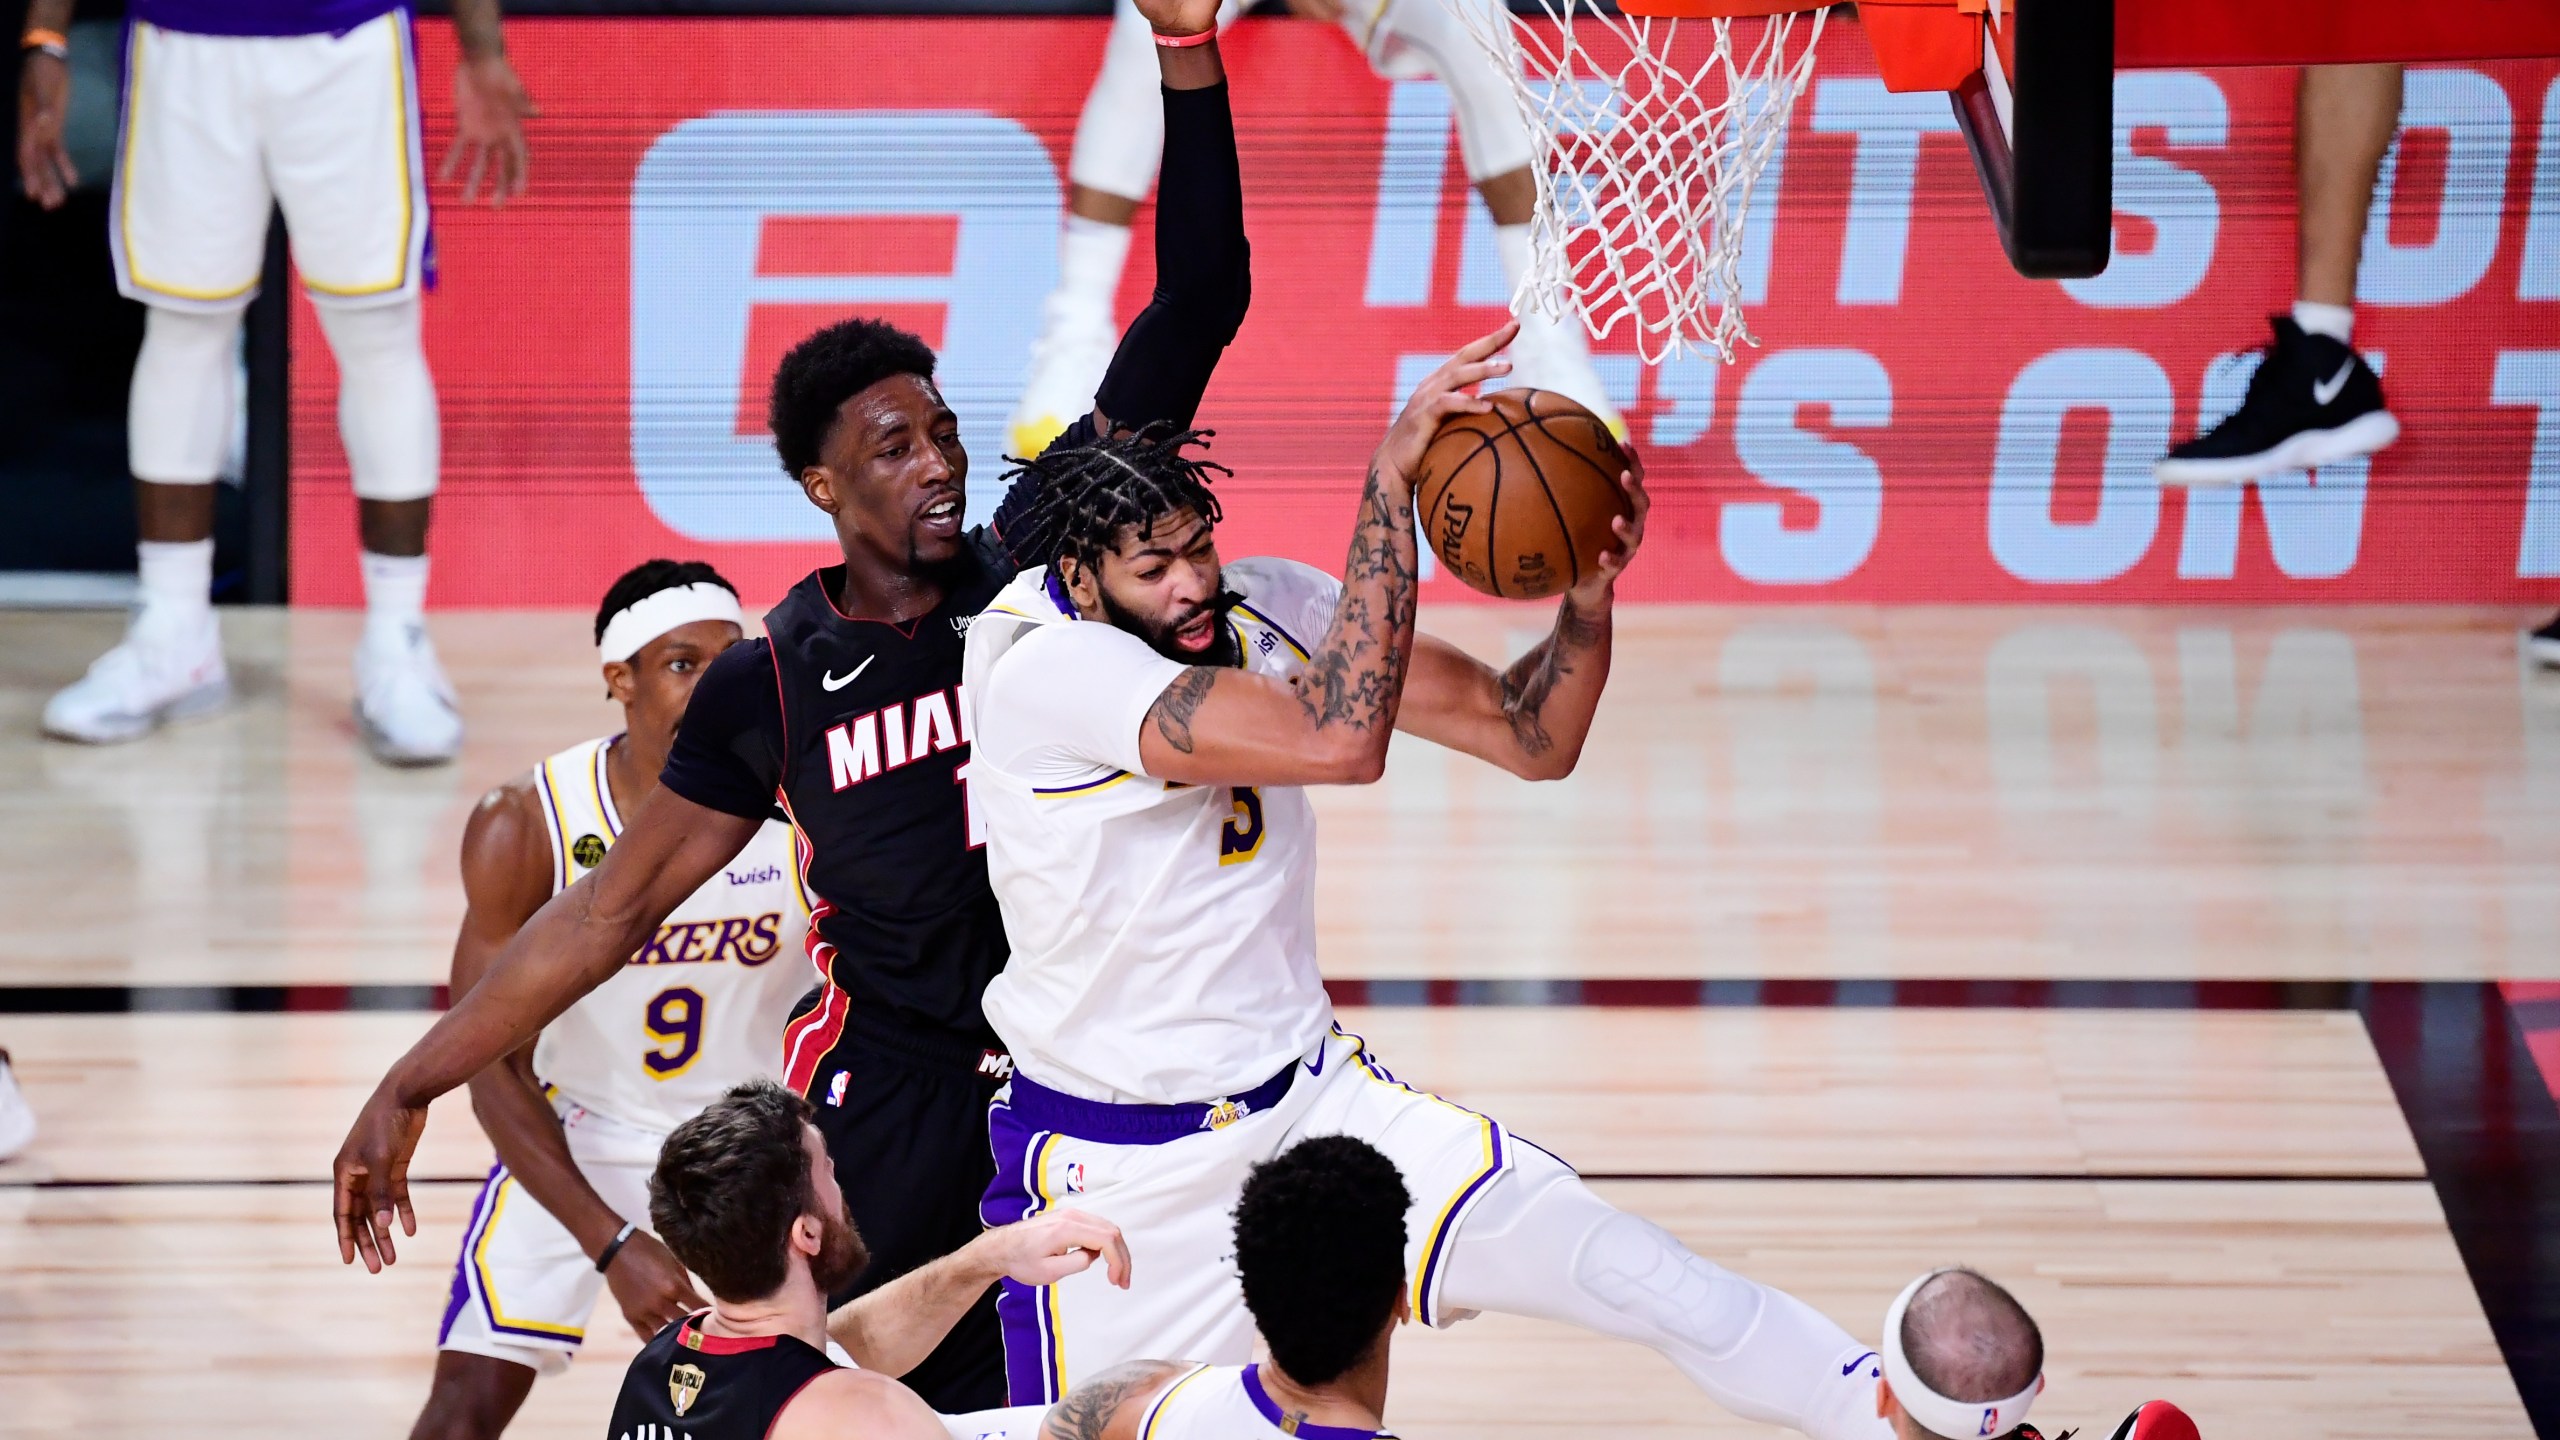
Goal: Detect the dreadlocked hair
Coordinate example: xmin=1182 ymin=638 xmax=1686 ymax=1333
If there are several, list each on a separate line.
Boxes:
xmin=992 ymin=423 xmax=1229 ymax=575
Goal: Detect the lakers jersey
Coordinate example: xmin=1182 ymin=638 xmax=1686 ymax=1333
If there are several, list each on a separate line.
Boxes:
xmin=1135 ymin=1363 xmax=1398 ymax=1440
xmin=529 ymin=737 xmax=812 ymax=1135
xmin=963 ymin=558 xmax=1340 ymax=1105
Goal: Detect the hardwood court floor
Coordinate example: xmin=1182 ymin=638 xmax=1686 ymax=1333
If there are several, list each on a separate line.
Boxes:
xmin=0 ymin=1008 xmax=2527 ymax=1439
xmin=0 ymin=605 xmax=2551 ymax=1438
xmin=0 ymin=606 xmax=2555 ymax=987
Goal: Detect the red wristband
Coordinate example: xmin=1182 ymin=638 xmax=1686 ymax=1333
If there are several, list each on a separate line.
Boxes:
xmin=1152 ymin=27 xmax=1215 ymax=47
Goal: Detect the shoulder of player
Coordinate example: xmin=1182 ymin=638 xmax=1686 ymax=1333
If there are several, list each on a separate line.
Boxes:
xmin=768 ymin=1366 xmax=943 ymax=1440
xmin=458 ymin=774 xmax=552 ymax=894
xmin=1043 ymin=1358 xmax=1198 ymax=1440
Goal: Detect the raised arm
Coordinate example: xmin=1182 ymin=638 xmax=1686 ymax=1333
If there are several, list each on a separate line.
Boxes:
xmin=828 ymin=1209 xmax=1130 ymax=1376
xmin=1130 ymin=325 xmax=1515 ymax=789
xmin=1086 ymin=0 xmax=1244 ymax=437
xmin=332 ymin=786 xmax=759 ymax=1271
xmin=1398 ymin=459 xmax=1648 ymax=780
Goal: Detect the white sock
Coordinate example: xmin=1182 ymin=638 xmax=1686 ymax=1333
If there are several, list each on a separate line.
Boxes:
xmin=135 ymin=539 xmax=214 ymax=632
xmin=360 ymin=551 xmax=429 ymax=652
xmin=2292 ymin=299 xmax=2354 ymax=345
xmin=1054 ymin=213 xmax=1134 ymax=323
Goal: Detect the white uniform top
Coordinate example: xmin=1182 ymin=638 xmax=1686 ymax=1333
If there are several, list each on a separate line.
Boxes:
xmin=1135 ymin=1364 xmax=1397 ymax=1440
xmin=963 ymin=559 xmax=1343 ymax=1105
xmin=528 ymin=737 xmax=814 ymax=1135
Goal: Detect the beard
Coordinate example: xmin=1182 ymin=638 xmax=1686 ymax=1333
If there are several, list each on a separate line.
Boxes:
xmin=1100 ymin=584 xmax=1247 ymax=668
xmin=809 ymin=1203 xmax=871 ymax=1297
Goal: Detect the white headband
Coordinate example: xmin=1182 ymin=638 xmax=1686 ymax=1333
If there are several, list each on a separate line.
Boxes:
xmin=599 ymin=582 xmax=744 ymax=662
xmin=1881 ymin=1270 xmax=2043 ymax=1439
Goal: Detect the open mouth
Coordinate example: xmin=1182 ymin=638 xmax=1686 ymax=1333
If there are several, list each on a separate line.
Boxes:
xmin=918 ymin=495 xmax=962 ymax=536
xmin=1171 ymin=609 xmax=1218 ymax=653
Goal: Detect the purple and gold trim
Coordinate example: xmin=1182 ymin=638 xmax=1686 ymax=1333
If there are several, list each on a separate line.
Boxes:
xmin=985 ymin=1100 xmax=1071 ymax=1403
xmin=1241 ymin=1364 xmax=1391 ymax=1439
xmin=1338 ymin=1027 xmax=1509 ymax=1329
xmin=1032 ymin=769 xmax=1133 ymax=799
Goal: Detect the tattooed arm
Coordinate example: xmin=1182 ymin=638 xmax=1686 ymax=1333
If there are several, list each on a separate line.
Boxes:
xmin=1396 ymin=456 xmax=1648 ymax=780
xmin=1038 ymin=1360 xmax=1193 ymax=1440
xmin=1127 ymin=324 xmax=1520 ymax=789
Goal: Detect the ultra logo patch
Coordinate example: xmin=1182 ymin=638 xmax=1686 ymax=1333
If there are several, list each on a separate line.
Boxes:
xmin=572 ymin=833 xmax=609 ymax=868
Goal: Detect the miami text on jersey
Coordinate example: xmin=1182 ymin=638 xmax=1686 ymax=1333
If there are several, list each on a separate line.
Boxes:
xmin=824 ymin=684 xmax=969 ymax=791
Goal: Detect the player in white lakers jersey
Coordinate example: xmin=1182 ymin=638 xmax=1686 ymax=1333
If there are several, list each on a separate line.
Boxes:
xmin=964 ymin=331 xmax=1892 ymax=1440
xmin=20 ymin=0 xmax=532 ymax=762
xmin=412 ymin=562 xmax=813 ymax=1440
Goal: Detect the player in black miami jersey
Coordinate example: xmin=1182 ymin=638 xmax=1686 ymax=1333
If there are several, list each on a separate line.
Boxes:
xmin=607 ymin=1080 xmax=1126 ymax=1440
xmin=332 ymin=0 xmax=1246 ymax=1409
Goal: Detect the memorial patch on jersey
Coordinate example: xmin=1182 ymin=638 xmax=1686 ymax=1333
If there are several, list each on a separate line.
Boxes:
xmin=572 ymin=833 xmax=609 ymax=868
xmin=668 ymin=1363 xmax=705 ymax=1416
xmin=630 ymin=913 xmax=785 ymax=967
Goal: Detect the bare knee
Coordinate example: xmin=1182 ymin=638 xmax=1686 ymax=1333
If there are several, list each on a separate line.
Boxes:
xmin=409 ymin=1351 xmax=538 ymax=1440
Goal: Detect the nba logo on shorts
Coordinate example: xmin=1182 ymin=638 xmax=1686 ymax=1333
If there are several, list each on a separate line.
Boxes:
xmin=1063 ymin=1162 xmax=1086 ymax=1193
xmin=826 ymin=1071 xmax=850 ymax=1107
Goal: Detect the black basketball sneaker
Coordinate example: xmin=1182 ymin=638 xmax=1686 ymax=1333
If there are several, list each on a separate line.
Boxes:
xmin=2156 ymin=316 xmax=2399 ymax=486
xmin=2528 ymin=612 xmax=2560 ymax=669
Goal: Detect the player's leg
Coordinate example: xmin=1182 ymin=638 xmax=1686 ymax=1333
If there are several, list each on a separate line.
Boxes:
xmin=1359 ymin=0 xmax=1622 ymax=431
xmin=425 ymin=1165 xmax=605 ymax=1439
xmin=1010 ymin=0 xmax=1241 ymax=456
xmin=2157 ymin=63 xmax=2403 ymax=485
xmin=980 ymin=1087 xmax=1264 ymax=1404
xmin=806 ymin=1037 xmax=1010 ymax=1409
xmin=1436 ymin=1144 xmax=1891 ymax=1440
xmin=406 ymin=1354 xmax=538 ymax=1440
xmin=262 ymin=11 xmax=459 ymax=763
xmin=45 ymin=22 xmax=267 ymax=744
xmin=1301 ymin=1034 xmax=1886 ymax=1440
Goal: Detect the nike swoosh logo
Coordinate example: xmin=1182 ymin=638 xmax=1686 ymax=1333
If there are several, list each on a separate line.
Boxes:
xmin=1843 ymin=1351 xmax=1877 ymax=1377
xmin=2312 ymin=358 xmax=2355 ymax=407
xmin=821 ymin=655 xmax=874 ymax=692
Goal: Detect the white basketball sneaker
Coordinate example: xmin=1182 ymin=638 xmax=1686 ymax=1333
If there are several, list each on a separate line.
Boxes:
xmin=41 ymin=607 xmax=231 ymax=744
xmin=354 ymin=622 xmax=463 ymax=767
xmin=1509 ymin=309 xmax=1626 ymax=440
xmin=1009 ymin=297 xmax=1117 ymax=460
xmin=0 ymin=1050 xmax=36 ymax=1161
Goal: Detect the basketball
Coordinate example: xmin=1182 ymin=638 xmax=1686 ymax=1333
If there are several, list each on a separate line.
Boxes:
xmin=1414 ymin=387 xmax=1631 ymax=600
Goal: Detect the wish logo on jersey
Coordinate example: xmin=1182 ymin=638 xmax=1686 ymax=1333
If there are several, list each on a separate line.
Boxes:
xmin=630 ymin=913 xmax=786 ymax=967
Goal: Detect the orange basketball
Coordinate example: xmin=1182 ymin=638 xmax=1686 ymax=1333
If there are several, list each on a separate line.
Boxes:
xmin=1413 ymin=388 xmax=1630 ymax=600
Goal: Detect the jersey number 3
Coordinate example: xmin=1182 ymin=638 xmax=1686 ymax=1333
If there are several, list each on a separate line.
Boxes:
xmin=1219 ymin=786 xmax=1266 ymax=866
xmin=645 ymin=987 xmax=704 ymax=1079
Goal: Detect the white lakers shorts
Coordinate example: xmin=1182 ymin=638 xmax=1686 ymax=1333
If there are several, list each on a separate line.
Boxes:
xmin=438 ymin=1102 xmax=666 ymax=1376
xmin=112 ymin=12 xmax=430 ymax=312
xmin=980 ymin=1026 xmax=1513 ymax=1405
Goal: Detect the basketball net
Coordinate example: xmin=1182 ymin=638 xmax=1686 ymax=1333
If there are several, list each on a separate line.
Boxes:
xmin=1454 ymin=0 xmax=1826 ymax=363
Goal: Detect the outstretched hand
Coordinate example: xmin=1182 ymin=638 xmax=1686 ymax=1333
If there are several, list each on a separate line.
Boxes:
xmin=1374 ymin=320 xmax=1517 ymax=490
xmin=1569 ymin=444 xmax=1650 ymax=603
xmin=332 ymin=1084 xmax=427 ymax=1271
xmin=981 ymin=1207 xmax=1134 ymax=1290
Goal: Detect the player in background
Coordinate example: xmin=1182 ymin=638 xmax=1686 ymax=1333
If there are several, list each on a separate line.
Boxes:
xmin=18 ymin=0 xmax=533 ymax=763
xmin=333 ymin=0 xmax=1248 ymax=1410
xmin=961 ymin=338 xmax=1905 ymax=1440
xmin=1005 ymin=0 xmax=1621 ymax=459
xmin=2155 ymin=64 xmax=2401 ymax=487
xmin=409 ymin=561 xmax=812 ymax=1440
xmin=607 ymin=1080 xmax=1125 ymax=1440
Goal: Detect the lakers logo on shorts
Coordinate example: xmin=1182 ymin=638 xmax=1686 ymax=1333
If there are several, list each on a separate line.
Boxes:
xmin=1203 ymin=1098 xmax=1247 ymax=1130
xmin=668 ymin=1362 xmax=706 ymax=1416
xmin=572 ymin=834 xmax=608 ymax=868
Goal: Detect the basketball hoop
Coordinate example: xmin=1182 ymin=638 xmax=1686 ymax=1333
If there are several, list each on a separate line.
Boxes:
xmin=1455 ymin=0 xmax=1830 ymax=363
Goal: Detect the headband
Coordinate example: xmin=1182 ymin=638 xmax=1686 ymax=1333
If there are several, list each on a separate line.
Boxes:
xmin=1881 ymin=1270 xmax=2043 ymax=1440
xmin=599 ymin=582 xmax=743 ymax=663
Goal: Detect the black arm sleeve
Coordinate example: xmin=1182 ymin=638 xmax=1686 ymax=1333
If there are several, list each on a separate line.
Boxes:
xmin=659 ymin=639 xmax=787 ymax=820
xmin=1091 ymin=79 xmax=1252 ymax=434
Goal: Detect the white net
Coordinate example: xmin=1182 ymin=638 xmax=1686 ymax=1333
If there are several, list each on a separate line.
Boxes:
xmin=1454 ymin=0 xmax=1827 ymax=363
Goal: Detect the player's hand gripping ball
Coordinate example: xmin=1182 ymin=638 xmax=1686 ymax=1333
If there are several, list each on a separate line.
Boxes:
xmin=1413 ymin=388 xmax=1634 ymax=600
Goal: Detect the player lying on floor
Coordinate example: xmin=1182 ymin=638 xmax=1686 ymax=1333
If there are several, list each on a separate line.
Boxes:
xmin=607 ymin=1079 xmax=1125 ymax=1440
